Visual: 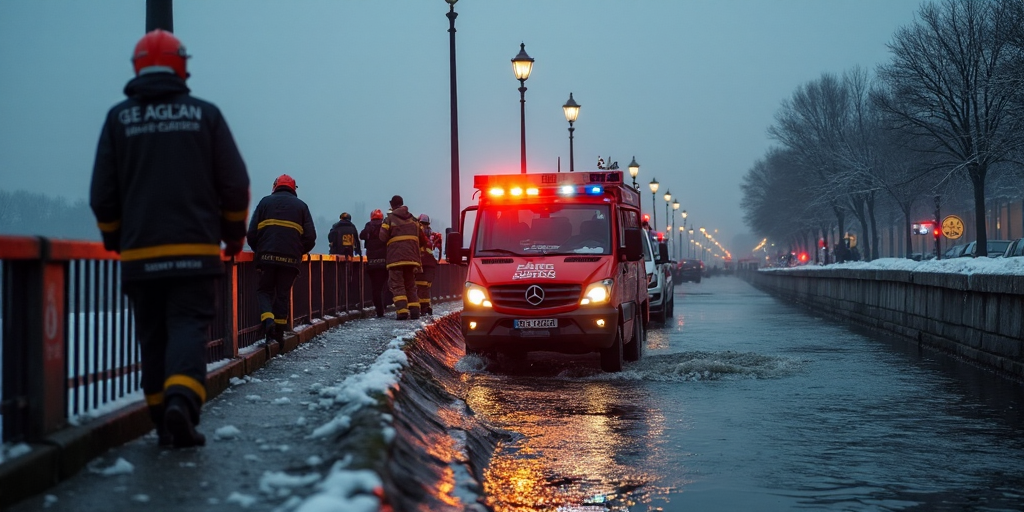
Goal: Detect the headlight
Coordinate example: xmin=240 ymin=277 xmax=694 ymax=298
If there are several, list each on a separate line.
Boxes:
xmin=464 ymin=282 xmax=492 ymax=307
xmin=580 ymin=279 xmax=613 ymax=305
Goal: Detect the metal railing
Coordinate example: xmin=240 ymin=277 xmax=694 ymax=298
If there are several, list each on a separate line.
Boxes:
xmin=0 ymin=236 xmax=466 ymax=443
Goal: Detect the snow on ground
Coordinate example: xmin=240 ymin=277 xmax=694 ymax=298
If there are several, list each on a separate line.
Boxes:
xmin=9 ymin=302 xmax=462 ymax=512
xmin=764 ymin=256 xmax=1024 ymax=275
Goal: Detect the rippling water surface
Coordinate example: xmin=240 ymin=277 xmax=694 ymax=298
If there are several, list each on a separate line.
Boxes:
xmin=455 ymin=276 xmax=1024 ymax=511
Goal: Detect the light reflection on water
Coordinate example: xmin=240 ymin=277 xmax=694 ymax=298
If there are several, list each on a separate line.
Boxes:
xmin=455 ymin=277 xmax=1024 ymax=511
xmin=465 ymin=376 xmax=668 ymax=511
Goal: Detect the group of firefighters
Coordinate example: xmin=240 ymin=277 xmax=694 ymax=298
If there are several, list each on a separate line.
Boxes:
xmin=250 ymin=178 xmax=444 ymax=352
xmin=88 ymin=29 xmax=441 ymax=448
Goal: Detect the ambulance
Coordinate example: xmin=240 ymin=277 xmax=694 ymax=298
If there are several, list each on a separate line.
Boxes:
xmin=446 ymin=170 xmax=649 ymax=372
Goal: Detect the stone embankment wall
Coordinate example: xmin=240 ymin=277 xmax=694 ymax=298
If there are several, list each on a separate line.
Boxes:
xmin=745 ymin=269 xmax=1024 ymax=379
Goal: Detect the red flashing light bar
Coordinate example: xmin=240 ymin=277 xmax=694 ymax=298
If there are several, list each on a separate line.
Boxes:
xmin=474 ymin=171 xmax=624 ymax=190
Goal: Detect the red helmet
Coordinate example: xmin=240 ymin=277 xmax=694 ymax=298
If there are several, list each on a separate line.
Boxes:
xmin=370 ymin=209 xmax=384 ymax=220
xmin=272 ymin=174 xmax=296 ymax=192
xmin=132 ymin=29 xmax=190 ymax=80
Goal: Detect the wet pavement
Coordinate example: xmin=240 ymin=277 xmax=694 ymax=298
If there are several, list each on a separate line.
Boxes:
xmin=11 ymin=304 xmax=460 ymax=512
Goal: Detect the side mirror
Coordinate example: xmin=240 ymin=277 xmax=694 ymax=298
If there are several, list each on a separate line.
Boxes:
xmin=624 ymin=228 xmax=643 ymax=261
xmin=657 ymin=242 xmax=669 ymax=264
xmin=445 ymin=231 xmax=464 ymax=264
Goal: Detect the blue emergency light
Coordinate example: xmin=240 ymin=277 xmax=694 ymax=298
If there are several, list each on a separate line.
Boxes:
xmin=587 ymin=185 xmax=603 ymax=195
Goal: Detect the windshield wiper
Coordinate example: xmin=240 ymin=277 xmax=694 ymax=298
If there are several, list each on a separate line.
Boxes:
xmin=479 ymin=248 xmax=522 ymax=256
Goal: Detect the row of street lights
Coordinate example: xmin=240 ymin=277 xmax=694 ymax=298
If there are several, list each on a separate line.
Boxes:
xmin=444 ymin=1 xmax=729 ymax=264
xmin=625 ymin=156 xmax=731 ymax=263
xmin=511 ymin=43 xmax=584 ymax=174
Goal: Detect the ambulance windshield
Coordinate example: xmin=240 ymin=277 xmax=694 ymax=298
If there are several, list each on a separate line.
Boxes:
xmin=475 ymin=205 xmax=611 ymax=256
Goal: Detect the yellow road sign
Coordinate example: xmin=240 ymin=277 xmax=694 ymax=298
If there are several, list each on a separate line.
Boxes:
xmin=941 ymin=215 xmax=964 ymax=240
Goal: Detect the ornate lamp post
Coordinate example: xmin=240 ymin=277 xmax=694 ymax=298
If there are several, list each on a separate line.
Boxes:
xmin=672 ymin=200 xmax=679 ymax=258
xmin=681 ymin=210 xmax=688 ymax=257
xmin=562 ymin=93 xmax=580 ymax=172
xmin=648 ymin=178 xmax=659 ymax=232
xmin=628 ymin=157 xmax=640 ymax=190
xmin=678 ymin=226 xmax=685 ymax=259
xmin=688 ymin=227 xmax=694 ymax=258
xmin=445 ymin=0 xmax=461 ymax=231
xmin=663 ymin=190 xmax=672 ymax=238
xmin=512 ymin=43 xmax=534 ymax=174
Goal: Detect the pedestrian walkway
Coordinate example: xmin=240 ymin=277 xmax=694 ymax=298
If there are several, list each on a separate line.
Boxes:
xmin=9 ymin=302 xmax=461 ymax=512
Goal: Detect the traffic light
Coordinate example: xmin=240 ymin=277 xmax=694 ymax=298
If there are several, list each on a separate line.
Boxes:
xmin=934 ymin=227 xmax=941 ymax=240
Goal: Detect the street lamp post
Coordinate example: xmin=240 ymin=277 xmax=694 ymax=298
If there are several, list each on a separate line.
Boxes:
xmin=648 ymin=178 xmax=659 ymax=231
xmin=663 ymin=190 xmax=672 ymax=243
xmin=562 ymin=93 xmax=580 ymax=172
xmin=688 ymin=228 xmax=694 ymax=258
xmin=628 ymin=157 xmax=640 ymax=190
xmin=512 ymin=43 xmax=534 ymax=174
xmin=681 ymin=210 xmax=688 ymax=257
xmin=445 ymin=0 xmax=461 ymax=232
xmin=672 ymin=200 xmax=679 ymax=258
xmin=147 ymin=0 xmax=173 ymax=32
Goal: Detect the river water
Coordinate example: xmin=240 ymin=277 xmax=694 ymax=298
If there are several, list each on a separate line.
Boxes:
xmin=454 ymin=275 xmax=1024 ymax=511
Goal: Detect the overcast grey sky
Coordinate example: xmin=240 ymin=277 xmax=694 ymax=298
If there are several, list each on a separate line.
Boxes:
xmin=0 ymin=1 xmax=922 ymax=253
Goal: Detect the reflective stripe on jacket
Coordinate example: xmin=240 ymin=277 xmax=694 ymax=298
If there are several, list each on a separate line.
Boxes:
xmin=89 ymin=72 xmax=250 ymax=281
xmin=380 ymin=206 xmax=421 ymax=269
xmin=246 ymin=188 xmax=316 ymax=267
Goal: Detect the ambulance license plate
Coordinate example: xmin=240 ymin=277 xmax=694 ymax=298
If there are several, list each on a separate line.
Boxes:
xmin=514 ymin=318 xmax=557 ymax=329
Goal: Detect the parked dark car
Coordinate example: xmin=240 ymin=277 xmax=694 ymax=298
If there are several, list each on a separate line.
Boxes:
xmin=943 ymin=244 xmax=966 ymax=259
xmin=675 ymin=259 xmax=703 ymax=283
xmin=1002 ymin=238 xmax=1024 ymax=258
xmin=964 ymin=240 xmax=1013 ymax=258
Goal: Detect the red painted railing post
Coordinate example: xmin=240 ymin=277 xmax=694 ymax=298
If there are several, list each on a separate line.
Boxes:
xmin=225 ymin=257 xmax=240 ymax=358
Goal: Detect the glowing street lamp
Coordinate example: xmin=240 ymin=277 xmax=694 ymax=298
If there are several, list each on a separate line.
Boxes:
xmin=628 ymin=156 xmax=639 ymax=190
xmin=672 ymin=200 xmax=679 ymax=258
xmin=648 ymin=178 xmax=660 ymax=231
xmin=562 ymin=93 xmax=580 ymax=172
xmin=512 ymin=43 xmax=534 ymax=174
xmin=663 ymin=190 xmax=672 ymax=249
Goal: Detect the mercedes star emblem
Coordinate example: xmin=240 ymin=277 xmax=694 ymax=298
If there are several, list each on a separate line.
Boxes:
xmin=525 ymin=285 xmax=545 ymax=306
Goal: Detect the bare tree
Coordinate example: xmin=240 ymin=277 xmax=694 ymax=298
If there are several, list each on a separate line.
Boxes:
xmin=769 ymin=73 xmax=859 ymax=253
xmin=741 ymin=147 xmax=826 ymax=253
xmin=876 ymin=0 xmax=1024 ymax=255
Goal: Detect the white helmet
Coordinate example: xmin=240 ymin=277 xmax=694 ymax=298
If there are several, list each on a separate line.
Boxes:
xmin=418 ymin=214 xmax=430 ymax=224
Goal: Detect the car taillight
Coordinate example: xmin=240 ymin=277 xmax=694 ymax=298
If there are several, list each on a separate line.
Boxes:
xmin=647 ymin=273 xmax=654 ymax=286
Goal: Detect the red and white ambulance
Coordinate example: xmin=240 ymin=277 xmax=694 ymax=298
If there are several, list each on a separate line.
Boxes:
xmin=446 ymin=170 xmax=649 ymax=372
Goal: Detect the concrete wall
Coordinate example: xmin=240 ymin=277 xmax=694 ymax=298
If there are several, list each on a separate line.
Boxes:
xmin=745 ymin=269 xmax=1024 ymax=379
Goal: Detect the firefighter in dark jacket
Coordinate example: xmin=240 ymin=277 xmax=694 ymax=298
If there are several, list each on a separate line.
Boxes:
xmin=379 ymin=195 xmax=424 ymax=320
xmin=246 ymin=174 xmax=316 ymax=350
xmin=359 ymin=209 xmax=389 ymax=317
xmin=328 ymin=212 xmax=361 ymax=257
xmin=416 ymin=214 xmax=438 ymax=315
xmin=90 ymin=30 xmax=250 ymax=448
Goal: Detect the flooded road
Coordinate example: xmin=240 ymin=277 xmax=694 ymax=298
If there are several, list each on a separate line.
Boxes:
xmin=457 ymin=276 xmax=1024 ymax=511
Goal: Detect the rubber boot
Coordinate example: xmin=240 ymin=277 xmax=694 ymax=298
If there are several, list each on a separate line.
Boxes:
xmin=165 ymin=396 xmax=206 ymax=448
xmin=149 ymin=405 xmax=172 ymax=447
xmin=273 ymin=327 xmax=286 ymax=353
xmin=263 ymin=318 xmax=276 ymax=344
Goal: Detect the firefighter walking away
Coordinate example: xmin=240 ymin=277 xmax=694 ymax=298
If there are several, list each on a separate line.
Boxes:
xmin=247 ymin=174 xmax=316 ymax=352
